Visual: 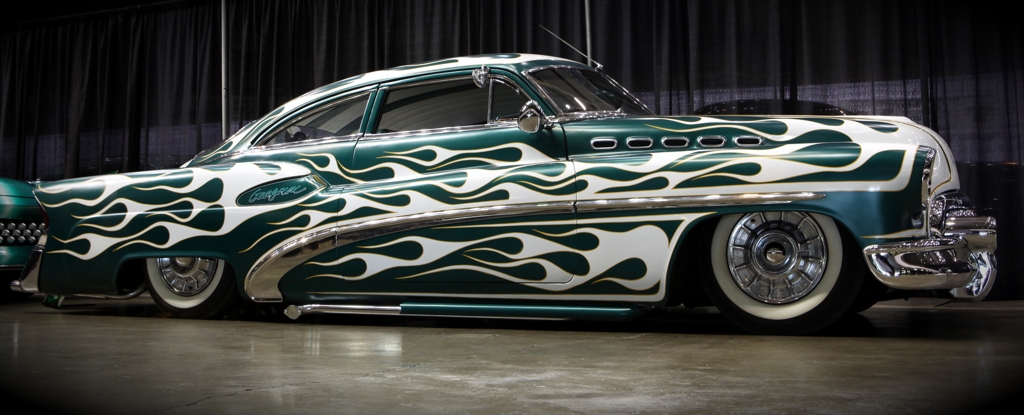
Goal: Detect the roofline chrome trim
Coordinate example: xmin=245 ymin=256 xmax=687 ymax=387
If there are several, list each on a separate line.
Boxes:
xmin=254 ymin=91 xmax=374 ymax=147
xmin=244 ymin=201 xmax=576 ymax=302
xmin=576 ymin=192 xmax=826 ymax=212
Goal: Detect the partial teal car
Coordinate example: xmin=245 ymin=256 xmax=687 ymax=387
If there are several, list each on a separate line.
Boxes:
xmin=1 ymin=177 xmax=45 ymax=302
xmin=12 ymin=54 xmax=997 ymax=334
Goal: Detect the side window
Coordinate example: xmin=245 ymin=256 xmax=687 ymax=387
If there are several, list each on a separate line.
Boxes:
xmin=491 ymin=80 xmax=528 ymax=122
xmin=376 ymin=80 xmax=486 ymax=133
xmin=260 ymin=93 xmax=369 ymax=146
xmin=375 ymin=78 xmax=528 ymax=133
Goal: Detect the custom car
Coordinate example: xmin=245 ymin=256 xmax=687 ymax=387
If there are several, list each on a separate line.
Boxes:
xmin=12 ymin=54 xmax=997 ymax=334
xmin=1 ymin=177 xmax=45 ymax=302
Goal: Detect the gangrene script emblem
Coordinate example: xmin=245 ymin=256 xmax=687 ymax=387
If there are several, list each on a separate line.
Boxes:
xmin=248 ymin=185 xmax=307 ymax=203
xmin=236 ymin=176 xmax=323 ymax=206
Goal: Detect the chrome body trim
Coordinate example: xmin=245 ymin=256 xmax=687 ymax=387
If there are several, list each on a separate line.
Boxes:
xmin=363 ymin=121 xmax=517 ymax=141
xmin=929 ymin=192 xmax=975 ymax=237
xmin=575 ymin=192 xmax=825 ymax=212
xmin=254 ymin=91 xmax=372 ymax=147
xmin=697 ymin=135 xmax=726 ymax=147
xmin=661 ymin=136 xmax=690 ymax=148
xmin=74 ymin=283 xmax=147 ymax=300
xmin=625 ymin=137 xmax=653 ymax=149
xmin=590 ymin=137 xmax=618 ymax=150
xmin=863 ymin=189 xmax=997 ymax=301
xmin=10 ymin=234 xmax=45 ymax=294
xmin=863 ymin=238 xmax=978 ymax=290
xmin=285 ymin=304 xmax=401 ymax=319
xmin=245 ymin=201 xmax=576 ymax=302
xmin=552 ymin=111 xmax=628 ymax=123
xmin=254 ymin=135 xmax=361 ymax=151
xmin=919 ymin=148 xmax=936 ymax=234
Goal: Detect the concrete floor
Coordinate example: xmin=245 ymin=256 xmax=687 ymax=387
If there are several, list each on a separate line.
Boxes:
xmin=1 ymin=295 xmax=1022 ymax=415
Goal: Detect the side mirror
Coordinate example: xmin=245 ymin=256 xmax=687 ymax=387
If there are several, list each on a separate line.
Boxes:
xmin=517 ymin=101 xmax=549 ymax=133
xmin=472 ymin=66 xmax=490 ymax=88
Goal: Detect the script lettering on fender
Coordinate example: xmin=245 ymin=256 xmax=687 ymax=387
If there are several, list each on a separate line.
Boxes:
xmin=248 ymin=185 xmax=308 ymax=204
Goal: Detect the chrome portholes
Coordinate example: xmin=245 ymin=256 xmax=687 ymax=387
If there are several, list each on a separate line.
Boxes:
xmin=725 ymin=211 xmax=827 ymax=304
xmin=154 ymin=257 xmax=219 ymax=296
xmin=697 ymin=135 xmax=726 ymax=147
xmin=591 ymin=137 xmax=618 ymax=150
xmin=661 ymin=136 xmax=689 ymax=148
xmin=626 ymin=136 xmax=653 ymax=149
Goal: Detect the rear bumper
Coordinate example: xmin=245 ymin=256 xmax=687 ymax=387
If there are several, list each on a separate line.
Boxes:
xmin=10 ymin=234 xmax=45 ymax=294
xmin=863 ymin=213 xmax=997 ymax=301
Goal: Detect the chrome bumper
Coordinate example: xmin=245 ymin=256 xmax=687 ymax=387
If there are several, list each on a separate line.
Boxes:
xmin=863 ymin=215 xmax=997 ymax=301
xmin=10 ymin=234 xmax=45 ymax=294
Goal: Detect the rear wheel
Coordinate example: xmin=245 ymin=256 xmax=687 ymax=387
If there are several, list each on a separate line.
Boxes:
xmin=146 ymin=257 xmax=241 ymax=319
xmin=702 ymin=212 xmax=863 ymax=335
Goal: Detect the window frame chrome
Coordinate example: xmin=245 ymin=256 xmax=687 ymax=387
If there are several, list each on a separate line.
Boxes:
xmin=361 ymin=74 xmax=530 ymax=141
xmin=521 ymin=65 xmax=654 ymax=117
xmin=252 ymin=91 xmax=373 ymax=149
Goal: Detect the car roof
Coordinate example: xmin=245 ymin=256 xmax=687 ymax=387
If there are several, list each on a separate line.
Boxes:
xmin=299 ymin=54 xmax=586 ymax=102
xmin=190 ymin=54 xmax=588 ymax=165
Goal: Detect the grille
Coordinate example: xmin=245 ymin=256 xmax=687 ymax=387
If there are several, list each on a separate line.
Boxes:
xmin=0 ymin=221 xmax=46 ymax=245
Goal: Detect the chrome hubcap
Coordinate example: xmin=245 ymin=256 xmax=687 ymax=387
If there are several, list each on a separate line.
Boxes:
xmin=726 ymin=212 xmax=827 ymax=304
xmin=155 ymin=257 xmax=218 ymax=296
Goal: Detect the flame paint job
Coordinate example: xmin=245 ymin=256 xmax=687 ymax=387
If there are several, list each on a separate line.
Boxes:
xmin=30 ymin=55 xmax=949 ymax=308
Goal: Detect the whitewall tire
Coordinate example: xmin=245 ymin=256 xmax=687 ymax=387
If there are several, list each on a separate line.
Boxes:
xmin=146 ymin=257 xmax=241 ymax=319
xmin=703 ymin=212 xmax=863 ymax=334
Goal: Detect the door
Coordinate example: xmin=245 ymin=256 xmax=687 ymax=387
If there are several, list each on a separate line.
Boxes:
xmin=318 ymin=71 xmax=581 ymax=293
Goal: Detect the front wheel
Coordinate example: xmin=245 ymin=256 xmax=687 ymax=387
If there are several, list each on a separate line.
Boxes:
xmin=702 ymin=212 xmax=863 ymax=335
xmin=146 ymin=257 xmax=241 ymax=319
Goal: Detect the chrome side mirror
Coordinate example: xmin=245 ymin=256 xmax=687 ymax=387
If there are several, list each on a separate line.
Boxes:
xmin=517 ymin=101 xmax=548 ymax=133
xmin=472 ymin=66 xmax=490 ymax=88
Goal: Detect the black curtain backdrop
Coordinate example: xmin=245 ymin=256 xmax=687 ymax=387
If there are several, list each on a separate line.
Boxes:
xmin=1 ymin=0 xmax=1022 ymax=299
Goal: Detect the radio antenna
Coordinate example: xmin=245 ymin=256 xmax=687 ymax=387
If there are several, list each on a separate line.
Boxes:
xmin=539 ymin=25 xmax=603 ymax=72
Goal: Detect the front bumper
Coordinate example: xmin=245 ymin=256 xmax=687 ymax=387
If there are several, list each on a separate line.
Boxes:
xmin=863 ymin=195 xmax=997 ymax=301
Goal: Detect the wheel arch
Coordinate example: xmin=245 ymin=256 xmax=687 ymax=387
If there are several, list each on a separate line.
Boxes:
xmin=113 ymin=250 xmax=242 ymax=297
xmin=664 ymin=208 xmax=865 ymax=309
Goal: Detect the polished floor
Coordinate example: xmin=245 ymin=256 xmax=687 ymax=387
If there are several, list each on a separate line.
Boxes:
xmin=1 ymin=295 xmax=1022 ymax=415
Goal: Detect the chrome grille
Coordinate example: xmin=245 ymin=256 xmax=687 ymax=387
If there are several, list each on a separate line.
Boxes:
xmin=0 ymin=221 xmax=46 ymax=245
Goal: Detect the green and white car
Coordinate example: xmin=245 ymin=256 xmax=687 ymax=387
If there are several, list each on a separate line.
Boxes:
xmin=12 ymin=54 xmax=997 ymax=334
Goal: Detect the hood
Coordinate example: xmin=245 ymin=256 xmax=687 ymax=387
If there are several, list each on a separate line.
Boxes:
xmin=566 ymin=114 xmax=960 ymax=196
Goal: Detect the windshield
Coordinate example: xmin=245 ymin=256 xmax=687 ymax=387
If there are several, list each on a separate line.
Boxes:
xmin=528 ymin=68 xmax=652 ymax=116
